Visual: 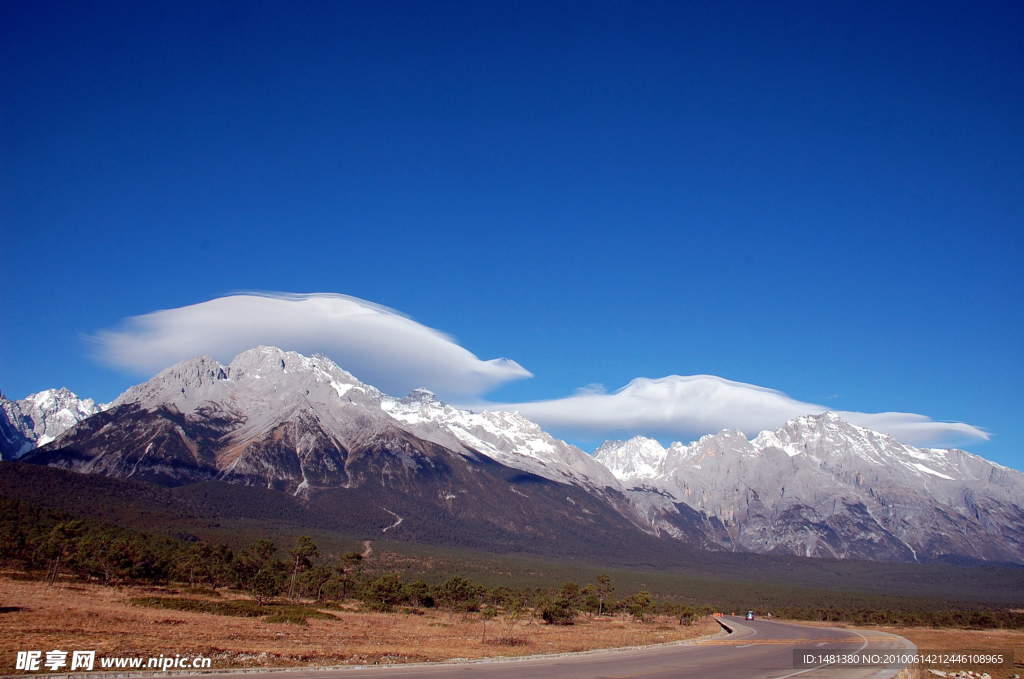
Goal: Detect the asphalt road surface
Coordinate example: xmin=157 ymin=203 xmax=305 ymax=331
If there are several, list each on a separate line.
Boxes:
xmin=217 ymin=617 xmax=915 ymax=679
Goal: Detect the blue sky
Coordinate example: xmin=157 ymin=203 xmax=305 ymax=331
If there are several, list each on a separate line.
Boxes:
xmin=1 ymin=2 xmax=1021 ymax=467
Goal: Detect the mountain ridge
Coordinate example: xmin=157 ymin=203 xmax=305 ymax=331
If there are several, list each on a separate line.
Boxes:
xmin=593 ymin=412 xmax=1024 ymax=563
xmin=6 ymin=346 xmax=1023 ymax=565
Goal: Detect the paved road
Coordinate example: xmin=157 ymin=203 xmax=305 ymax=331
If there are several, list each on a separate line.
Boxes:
xmin=215 ymin=617 xmax=914 ymax=679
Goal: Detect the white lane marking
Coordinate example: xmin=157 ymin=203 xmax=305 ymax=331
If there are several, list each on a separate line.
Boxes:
xmin=862 ymin=630 xmax=919 ymax=679
xmin=724 ymin=618 xmax=758 ymax=639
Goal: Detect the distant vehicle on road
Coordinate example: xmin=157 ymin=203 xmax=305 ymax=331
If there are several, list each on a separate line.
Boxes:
xmin=746 ymin=611 xmax=755 ymax=620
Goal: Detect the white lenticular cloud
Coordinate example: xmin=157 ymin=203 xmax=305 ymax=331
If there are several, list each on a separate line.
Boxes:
xmin=481 ymin=374 xmax=990 ymax=448
xmin=90 ymin=292 xmax=532 ymax=399
xmin=836 ymin=411 xmax=989 ymax=447
xmin=92 ymin=292 xmax=989 ymax=449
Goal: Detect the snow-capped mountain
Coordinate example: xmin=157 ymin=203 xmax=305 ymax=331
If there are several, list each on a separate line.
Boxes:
xmin=0 ymin=388 xmax=103 ymax=460
xmin=21 ymin=347 xmax=660 ymax=556
xmin=11 ymin=347 xmax=1023 ymax=564
xmin=593 ymin=435 xmax=673 ymax=482
xmin=74 ymin=346 xmax=618 ymax=494
xmin=21 ymin=348 xmax=658 ymax=550
xmin=594 ymin=412 xmax=1024 ymax=563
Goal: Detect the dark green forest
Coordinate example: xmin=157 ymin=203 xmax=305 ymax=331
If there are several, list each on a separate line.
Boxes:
xmin=3 ymin=461 xmax=1024 ymax=610
xmin=2 ymin=495 xmax=1022 ymax=630
xmin=0 ymin=497 xmax=687 ymax=626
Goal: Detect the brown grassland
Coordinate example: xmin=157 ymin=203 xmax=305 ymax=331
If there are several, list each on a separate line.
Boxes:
xmin=0 ymin=576 xmax=721 ymax=674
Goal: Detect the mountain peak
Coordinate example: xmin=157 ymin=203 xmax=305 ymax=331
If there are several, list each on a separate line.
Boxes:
xmin=400 ymin=388 xmax=440 ymax=406
xmin=593 ymin=435 xmax=670 ymax=482
xmin=0 ymin=387 xmax=102 ymax=459
xmin=113 ymin=354 xmax=231 ymax=409
xmin=230 ymin=345 xmax=304 ymax=374
xmin=228 ymin=346 xmax=360 ymax=384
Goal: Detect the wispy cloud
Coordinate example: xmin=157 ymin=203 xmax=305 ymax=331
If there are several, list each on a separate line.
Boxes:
xmin=478 ymin=375 xmax=989 ymax=448
xmin=89 ymin=292 xmax=532 ymax=399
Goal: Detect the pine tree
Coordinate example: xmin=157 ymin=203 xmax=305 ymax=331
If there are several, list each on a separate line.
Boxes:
xmin=287 ymin=535 xmax=318 ymax=600
xmin=595 ymin=574 xmax=614 ymax=617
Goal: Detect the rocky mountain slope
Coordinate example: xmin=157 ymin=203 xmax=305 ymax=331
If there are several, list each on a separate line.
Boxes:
xmin=380 ymin=388 xmax=621 ymax=493
xmin=0 ymin=389 xmax=102 ymax=460
xmin=594 ymin=413 xmax=1024 ymax=563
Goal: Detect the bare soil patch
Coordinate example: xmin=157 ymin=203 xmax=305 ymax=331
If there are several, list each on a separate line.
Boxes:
xmin=0 ymin=577 xmax=719 ymax=673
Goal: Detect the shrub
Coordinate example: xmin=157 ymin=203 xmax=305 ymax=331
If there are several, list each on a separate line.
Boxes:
xmin=435 ymin=575 xmax=481 ymax=613
xmin=248 ymin=568 xmax=281 ymax=605
xmin=264 ymin=612 xmax=308 ymax=625
xmin=129 ymin=597 xmax=264 ymax=617
xmin=626 ymin=591 xmax=655 ymax=623
xmin=541 ymin=599 xmax=576 ymax=625
xmin=363 ymin=573 xmax=408 ymax=609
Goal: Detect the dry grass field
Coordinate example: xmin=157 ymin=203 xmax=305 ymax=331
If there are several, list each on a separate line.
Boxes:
xmin=878 ymin=626 xmax=1023 ymax=679
xmin=787 ymin=619 xmax=1024 ymax=679
xmin=0 ymin=576 xmax=721 ymax=674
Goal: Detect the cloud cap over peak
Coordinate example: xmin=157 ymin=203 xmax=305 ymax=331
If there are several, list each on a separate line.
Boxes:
xmin=484 ymin=373 xmax=989 ymax=449
xmin=89 ymin=292 xmax=532 ymax=399
xmin=91 ymin=293 xmax=989 ymax=451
